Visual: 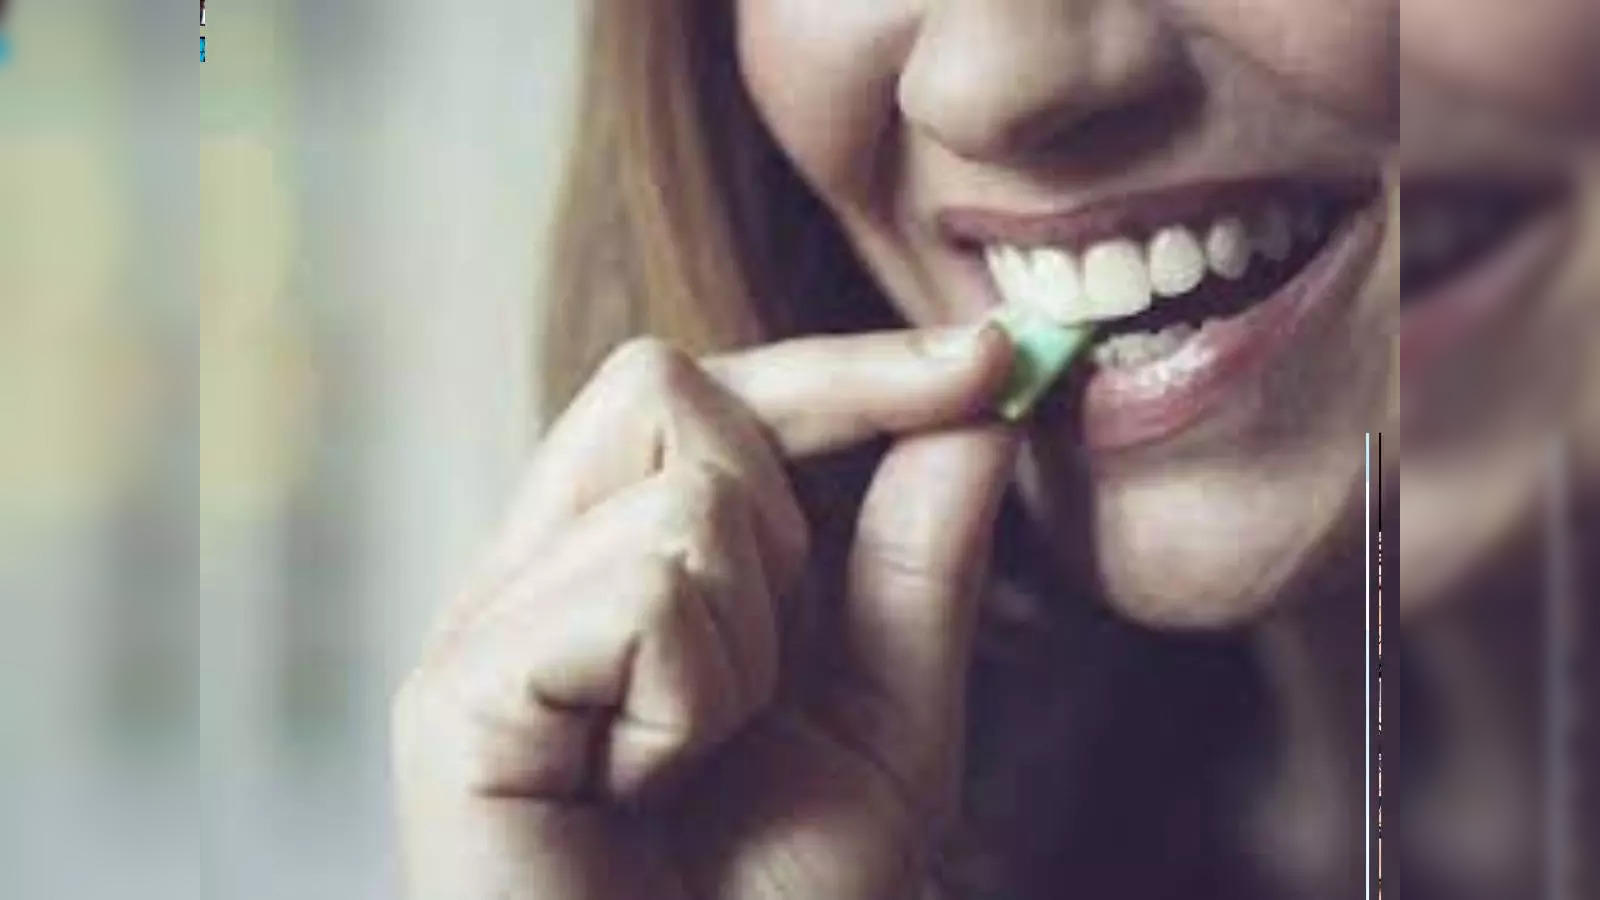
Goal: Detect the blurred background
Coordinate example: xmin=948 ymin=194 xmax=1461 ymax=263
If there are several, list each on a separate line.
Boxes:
xmin=1 ymin=1 xmax=582 ymax=896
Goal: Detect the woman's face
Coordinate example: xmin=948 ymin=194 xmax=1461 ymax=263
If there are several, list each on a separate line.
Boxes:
xmin=736 ymin=0 xmax=1398 ymax=626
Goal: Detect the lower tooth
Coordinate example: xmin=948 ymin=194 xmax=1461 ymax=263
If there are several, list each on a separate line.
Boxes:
xmin=1114 ymin=335 xmax=1150 ymax=366
xmin=1092 ymin=342 xmax=1120 ymax=368
xmin=1145 ymin=331 xmax=1183 ymax=358
xmin=1159 ymin=322 xmax=1196 ymax=345
xmin=1093 ymin=329 xmax=1193 ymax=368
xmin=1094 ymin=335 xmax=1133 ymax=368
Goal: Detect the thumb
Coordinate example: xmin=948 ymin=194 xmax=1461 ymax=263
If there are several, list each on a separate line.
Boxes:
xmin=835 ymin=422 xmax=1019 ymax=807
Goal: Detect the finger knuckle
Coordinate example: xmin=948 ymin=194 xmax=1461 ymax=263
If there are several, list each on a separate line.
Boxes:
xmin=601 ymin=336 xmax=700 ymax=399
xmin=660 ymin=470 xmax=783 ymax=703
xmin=632 ymin=558 xmax=734 ymax=735
xmin=633 ymin=550 xmax=697 ymax=627
xmin=684 ymin=461 xmax=811 ymax=588
xmin=681 ymin=460 xmax=748 ymax=528
xmin=652 ymin=464 xmax=741 ymax=563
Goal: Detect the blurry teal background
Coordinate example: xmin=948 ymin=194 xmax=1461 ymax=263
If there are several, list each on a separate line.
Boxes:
xmin=0 ymin=1 xmax=582 ymax=896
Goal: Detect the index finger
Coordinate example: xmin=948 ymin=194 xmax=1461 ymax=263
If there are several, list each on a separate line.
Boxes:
xmin=701 ymin=322 xmax=1014 ymax=458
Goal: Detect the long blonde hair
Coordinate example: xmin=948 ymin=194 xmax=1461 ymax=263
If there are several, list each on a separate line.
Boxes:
xmin=538 ymin=0 xmax=894 ymax=418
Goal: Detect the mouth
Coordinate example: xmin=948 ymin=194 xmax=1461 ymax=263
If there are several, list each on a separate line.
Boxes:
xmin=1399 ymin=175 xmax=1575 ymax=382
xmin=941 ymin=177 xmax=1385 ymax=449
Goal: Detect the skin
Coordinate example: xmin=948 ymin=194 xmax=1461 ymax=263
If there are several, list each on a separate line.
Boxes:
xmin=394 ymin=328 xmax=1026 ymax=898
xmin=395 ymin=1 xmax=1400 ymax=896
xmin=739 ymin=0 xmax=1397 ymax=627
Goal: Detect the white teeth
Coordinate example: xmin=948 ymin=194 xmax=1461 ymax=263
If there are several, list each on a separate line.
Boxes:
xmin=1089 ymin=322 xmax=1197 ymax=369
xmin=984 ymin=244 xmax=1034 ymax=309
xmin=1026 ymin=247 xmax=1083 ymax=320
xmin=1090 ymin=339 xmax=1120 ymax=368
xmin=1205 ymin=216 xmax=1251 ymax=280
xmin=1080 ymin=239 xmax=1152 ymax=321
xmin=1095 ymin=333 xmax=1150 ymax=368
xmin=1140 ymin=325 xmax=1185 ymax=359
xmin=984 ymin=244 xmax=1085 ymax=323
xmin=1252 ymin=203 xmax=1294 ymax=262
xmin=1146 ymin=225 xmax=1206 ymax=298
xmin=1159 ymin=321 xmax=1196 ymax=344
xmin=985 ymin=197 xmax=1337 ymax=329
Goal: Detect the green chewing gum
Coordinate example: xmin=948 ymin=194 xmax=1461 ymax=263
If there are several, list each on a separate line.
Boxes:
xmin=991 ymin=307 xmax=1094 ymax=421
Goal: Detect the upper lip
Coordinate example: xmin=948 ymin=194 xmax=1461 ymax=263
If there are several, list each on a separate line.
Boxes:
xmin=936 ymin=176 xmax=1381 ymax=251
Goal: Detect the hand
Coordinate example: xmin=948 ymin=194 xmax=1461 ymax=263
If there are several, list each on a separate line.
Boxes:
xmin=392 ymin=324 xmax=1017 ymax=899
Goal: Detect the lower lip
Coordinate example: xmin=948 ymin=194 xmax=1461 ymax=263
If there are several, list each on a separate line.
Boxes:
xmin=1399 ymin=206 xmax=1574 ymax=384
xmin=1066 ymin=202 xmax=1387 ymax=450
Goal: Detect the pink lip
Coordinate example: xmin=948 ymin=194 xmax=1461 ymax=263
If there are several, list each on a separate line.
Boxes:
xmin=1066 ymin=200 xmax=1387 ymax=450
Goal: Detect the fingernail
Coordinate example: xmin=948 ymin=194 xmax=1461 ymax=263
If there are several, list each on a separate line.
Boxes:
xmin=921 ymin=323 xmax=992 ymax=361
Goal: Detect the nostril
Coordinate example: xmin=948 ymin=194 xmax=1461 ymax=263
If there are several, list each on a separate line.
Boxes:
xmin=895 ymin=5 xmax=1196 ymax=169
xmin=1006 ymin=77 xmax=1204 ymax=171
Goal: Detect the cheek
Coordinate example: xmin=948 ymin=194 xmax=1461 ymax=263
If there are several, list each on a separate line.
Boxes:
xmin=1174 ymin=0 xmax=1396 ymax=131
xmin=736 ymin=0 xmax=914 ymax=199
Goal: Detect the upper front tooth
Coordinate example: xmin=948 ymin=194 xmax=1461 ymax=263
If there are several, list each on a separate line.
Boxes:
xmin=1205 ymin=216 xmax=1251 ymax=280
xmin=985 ymin=245 xmax=1034 ymax=308
xmin=1253 ymin=204 xmax=1293 ymax=262
xmin=984 ymin=244 xmax=1086 ymax=324
xmin=1146 ymin=225 xmax=1206 ymax=298
xmin=1080 ymin=239 xmax=1152 ymax=321
xmin=1025 ymin=246 xmax=1083 ymax=321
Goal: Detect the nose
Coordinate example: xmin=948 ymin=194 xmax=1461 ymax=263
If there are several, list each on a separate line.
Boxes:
xmin=898 ymin=0 xmax=1186 ymax=164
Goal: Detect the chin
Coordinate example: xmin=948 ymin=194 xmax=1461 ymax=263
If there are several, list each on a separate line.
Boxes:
xmin=1099 ymin=563 xmax=1290 ymax=630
